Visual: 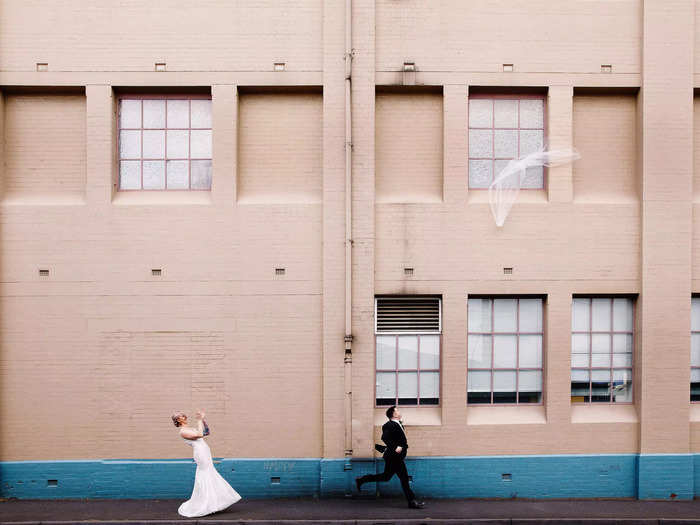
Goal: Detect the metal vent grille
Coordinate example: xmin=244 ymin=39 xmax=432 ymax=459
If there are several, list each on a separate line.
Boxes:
xmin=375 ymin=297 xmax=441 ymax=333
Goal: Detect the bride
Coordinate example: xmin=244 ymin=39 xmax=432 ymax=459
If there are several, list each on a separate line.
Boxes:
xmin=172 ymin=409 xmax=241 ymax=517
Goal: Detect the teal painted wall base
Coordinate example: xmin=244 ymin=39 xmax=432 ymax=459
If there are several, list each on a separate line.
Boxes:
xmin=1 ymin=454 xmax=697 ymax=500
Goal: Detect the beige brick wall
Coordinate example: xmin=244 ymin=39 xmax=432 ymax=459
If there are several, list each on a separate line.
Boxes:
xmin=0 ymin=0 xmax=698 ymax=464
xmin=3 ymin=92 xmax=86 ymax=199
xmin=573 ymin=94 xmax=638 ymax=202
xmin=375 ymin=89 xmax=443 ymax=203
xmin=237 ymin=90 xmax=322 ymax=203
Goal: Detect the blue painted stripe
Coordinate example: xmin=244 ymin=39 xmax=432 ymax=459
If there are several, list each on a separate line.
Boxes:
xmin=1 ymin=454 xmax=696 ymax=500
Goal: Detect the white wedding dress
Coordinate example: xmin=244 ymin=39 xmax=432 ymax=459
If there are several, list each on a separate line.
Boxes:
xmin=178 ymin=437 xmax=241 ymax=517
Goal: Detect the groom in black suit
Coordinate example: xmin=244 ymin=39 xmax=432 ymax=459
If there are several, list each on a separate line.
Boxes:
xmin=355 ymin=406 xmax=425 ymax=509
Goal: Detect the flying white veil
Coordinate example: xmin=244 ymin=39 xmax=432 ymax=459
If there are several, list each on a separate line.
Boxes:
xmin=488 ymin=148 xmax=580 ymax=227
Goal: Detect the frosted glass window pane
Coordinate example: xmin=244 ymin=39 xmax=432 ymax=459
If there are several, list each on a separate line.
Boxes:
xmin=521 ymin=166 xmax=543 ymax=189
xmin=572 ymin=333 xmax=590 ymax=354
xmin=376 ymin=372 xmax=396 ymax=400
xmin=519 ymin=299 xmax=542 ymax=332
xmin=468 ymin=335 xmax=492 ymax=368
xmin=120 ymin=161 xmax=141 ymax=189
xmin=494 ymin=129 xmax=518 ymax=158
xmin=692 ymin=333 xmax=700 ymax=367
xmin=166 ymin=160 xmax=188 ymax=189
xmin=693 ymin=298 xmax=700 ymax=331
xmin=119 ymin=130 xmax=141 ymax=158
xmin=376 ymin=335 xmax=396 ymax=369
xmin=613 ymin=298 xmax=634 ymax=331
xmin=469 ymin=159 xmax=493 ymax=188
xmin=167 ymin=100 xmax=189 ymax=128
xmin=518 ymin=370 xmax=542 ymax=392
xmin=592 ymin=333 xmax=610 ymax=354
xmin=469 ymin=129 xmax=493 ymax=158
xmin=572 ymin=353 xmax=589 ymax=367
xmin=493 ymin=371 xmax=516 ymax=391
xmin=420 ymin=372 xmax=439 ymax=399
xmin=398 ymin=372 xmax=418 ymax=398
xmin=571 ymin=369 xmax=589 ymax=382
xmin=519 ymin=129 xmax=543 ymax=156
xmin=468 ymin=371 xmax=491 ymax=392
xmin=398 ymin=336 xmax=418 ymax=369
xmin=469 ymin=99 xmax=492 ymax=128
xmin=692 ymin=369 xmax=700 ymax=382
xmin=494 ymin=99 xmax=518 ymax=128
xmin=142 ymin=161 xmax=165 ymax=189
xmin=468 ymin=298 xmax=492 ymax=332
xmin=143 ymin=130 xmax=165 ymax=159
xmin=190 ymin=160 xmax=212 ymax=190
xmin=419 ymin=335 xmax=440 ymax=369
xmin=143 ymin=99 xmax=166 ymax=128
xmin=591 ymin=298 xmax=612 ymax=331
xmin=519 ymin=99 xmax=544 ymax=128
xmin=518 ymin=335 xmax=542 ymax=368
xmin=493 ymin=299 xmax=517 ymax=332
xmin=191 ymin=130 xmax=212 ymax=158
xmin=572 ymin=298 xmax=590 ymax=331
xmin=613 ymin=333 xmax=633 ymax=354
xmin=591 ymin=369 xmax=610 ymax=382
xmin=612 ymin=352 xmax=632 ymax=367
xmin=493 ymin=335 xmax=517 ymax=368
xmin=494 ymin=159 xmax=511 ymax=180
xmin=120 ymin=99 xmax=141 ymax=128
xmin=191 ymin=99 xmax=212 ymax=128
xmin=167 ymin=130 xmax=189 ymax=159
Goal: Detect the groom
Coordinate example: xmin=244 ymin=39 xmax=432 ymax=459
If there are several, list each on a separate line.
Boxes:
xmin=355 ymin=406 xmax=425 ymax=509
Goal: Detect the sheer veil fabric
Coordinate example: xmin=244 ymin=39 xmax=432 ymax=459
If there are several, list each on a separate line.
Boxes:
xmin=178 ymin=437 xmax=241 ymax=517
xmin=488 ymin=148 xmax=580 ymax=227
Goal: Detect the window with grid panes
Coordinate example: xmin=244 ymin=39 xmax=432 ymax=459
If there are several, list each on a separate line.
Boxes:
xmin=571 ymin=297 xmax=634 ymax=403
xmin=691 ymin=297 xmax=700 ymax=401
xmin=468 ymin=95 xmax=545 ymax=189
xmin=118 ymin=96 xmax=212 ymax=190
xmin=375 ymin=297 xmax=441 ymax=406
xmin=467 ymin=297 xmax=544 ymax=404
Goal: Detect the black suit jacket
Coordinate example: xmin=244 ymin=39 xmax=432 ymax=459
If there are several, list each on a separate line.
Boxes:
xmin=381 ymin=420 xmax=408 ymax=460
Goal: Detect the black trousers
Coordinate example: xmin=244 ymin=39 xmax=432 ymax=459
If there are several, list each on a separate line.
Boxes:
xmin=358 ymin=455 xmax=415 ymax=502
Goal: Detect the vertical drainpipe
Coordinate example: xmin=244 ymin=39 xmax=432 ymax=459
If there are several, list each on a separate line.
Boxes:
xmin=343 ymin=0 xmax=354 ymax=495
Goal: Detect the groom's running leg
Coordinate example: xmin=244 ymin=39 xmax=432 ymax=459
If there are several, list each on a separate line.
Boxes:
xmin=358 ymin=458 xmax=397 ymax=485
xmin=395 ymin=459 xmax=416 ymax=502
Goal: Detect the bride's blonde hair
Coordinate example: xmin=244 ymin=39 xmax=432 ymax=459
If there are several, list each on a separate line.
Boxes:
xmin=171 ymin=412 xmax=186 ymax=427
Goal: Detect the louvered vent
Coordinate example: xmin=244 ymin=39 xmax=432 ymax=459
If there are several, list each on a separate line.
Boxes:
xmin=375 ymin=297 xmax=441 ymax=333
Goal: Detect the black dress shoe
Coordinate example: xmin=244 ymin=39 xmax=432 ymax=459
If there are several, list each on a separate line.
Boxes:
xmin=355 ymin=477 xmax=363 ymax=492
xmin=408 ymin=500 xmax=425 ymax=509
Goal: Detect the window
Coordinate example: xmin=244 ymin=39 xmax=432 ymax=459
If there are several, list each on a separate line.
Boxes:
xmin=468 ymin=95 xmax=545 ymax=189
xmin=118 ymin=96 xmax=212 ymax=190
xmin=571 ymin=297 xmax=634 ymax=403
xmin=467 ymin=297 xmax=544 ymax=404
xmin=375 ymin=297 xmax=441 ymax=406
xmin=692 ymin=297 xmax=700 ymax=401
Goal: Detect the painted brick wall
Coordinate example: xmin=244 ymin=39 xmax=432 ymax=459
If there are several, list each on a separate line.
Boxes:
xmin=3 ymin=92 xmax=86 ymax=199
xmin=375 ymin=89 xmax=443 ymax=203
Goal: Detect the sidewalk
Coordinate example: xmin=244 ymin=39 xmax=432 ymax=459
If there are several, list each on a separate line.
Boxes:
xmin=1 ymin=497 xmax=700 ymax=524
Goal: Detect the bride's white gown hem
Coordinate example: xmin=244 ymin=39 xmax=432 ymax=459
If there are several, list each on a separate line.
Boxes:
xmin=178 ymin=437 xmax=241 ymax=518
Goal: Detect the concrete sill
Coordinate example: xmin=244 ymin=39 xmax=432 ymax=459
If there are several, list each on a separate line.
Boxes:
xmin=689 ymin=404 xmax=700 ymax=422
xmin=467 ymin=189 xmax=547 ymax=204
xmin=467 ymin=405 xmax=546 ymax=426
xmin=112 ymin=191 xmax=212 ymax=206
xmin=571 ymin=403 xmax=638 ymax=424
xmin=374 ymin=406 xmax=441 ymax=427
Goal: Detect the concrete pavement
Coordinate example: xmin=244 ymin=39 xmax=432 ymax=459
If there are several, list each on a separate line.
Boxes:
xmin=1 ymin=497 xmax=700 ymax=524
